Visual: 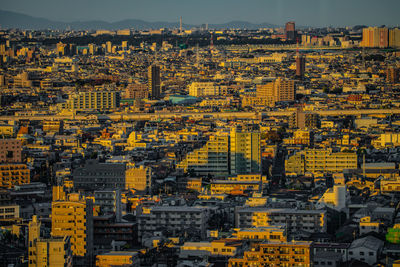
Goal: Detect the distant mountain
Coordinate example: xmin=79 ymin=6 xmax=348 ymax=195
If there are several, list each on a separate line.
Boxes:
xmin=0 ymin=9 xmax=279 ymax=30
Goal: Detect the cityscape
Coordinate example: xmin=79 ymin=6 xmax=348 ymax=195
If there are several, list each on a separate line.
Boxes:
xmin=1 ymin=1 xmax=400 ymax=266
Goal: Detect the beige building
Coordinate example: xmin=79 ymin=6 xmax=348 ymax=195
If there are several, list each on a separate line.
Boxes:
xmin=61 ymin=91 xmax=120 ymax=111
xmin=188 ymin=82 xmax=227 ymax=97
xmin=229 ymin=241 xmax=313 ymax=267
xmin=125 ymin=165 xmax=152 ymax=192
xmin=96 ymin=251 xmax=139 ymax=267
xmin=29 ymin=215 xmax=73 ymax=267
xmin=286 ymin=149 xmax=357 ymax=175
xmin=52 ymin=193 xmax=93 ymax=258
xmin=0 ymin=164 xmax=30 ymax=188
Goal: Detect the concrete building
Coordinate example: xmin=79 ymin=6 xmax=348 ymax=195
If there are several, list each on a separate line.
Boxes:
xmin=177 ymin=134 xmax=229 ymax=177
xmin=316 ymin=185 xmax=349 ymax=212
xmin=285 ymin=21 xmax=296 ymax=41
xmin=235 ymin=207 xmax=327 ymax=234
xmin=296 ymin=54 xmax=306 ymax=78
xmin=0 ymin=204 xmax=19 ymax=219
xmin=389 ymin=28 xmax=400 ymax=48
xmin=0 ymin=139 xmax=22 ymax=163
xmin=61 ymin=91 xmax=121 ymax=111
xmin=29 ymin=215 xmax=73 ymax=267
xmin=125 ymin=83 xmax=148 ymax=99
xmin=232 ymin=226 xmax=287 ymax=242
xmin=96 ymin=251 xmax=139 ymax=267
xmin=361 ymin=27 xmax=389 ymax=48
xmin=52 ymin=193 xmax=94 ymax=259
xmin=148 ymin=65 xmax=161 ymax=99
xmin=289 ymin=109 xmax=320 ymax=129
xmin=285 ymin=149 xmax=357 ymax=175
xmin=93 ymin=190 xmax=121 ymax=221
xmin=137 ymin=206 xmax=209 ymax=241
xmin=188 ymin=82 xmax=227 ymax=97
xmin=230 ymin=127 xmax=261 ymax=175
xmin=73 ymin=160 xmax=126 ymax=191
xmin=229 ymin=240 xmax=313 ymax=267
xmin=125 ymin=165 xmax=152 ymax=192
xmin=210 ymin=180 xmax=260 ymax=195
xmin=0 ymin=164 xmax=30 ymax=188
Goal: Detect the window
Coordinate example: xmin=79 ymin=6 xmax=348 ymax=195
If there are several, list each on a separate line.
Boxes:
xmin=360 ymin=251 xmax=364 ymax=256
xmin=369 ymin=252 xmax=374 ymax=256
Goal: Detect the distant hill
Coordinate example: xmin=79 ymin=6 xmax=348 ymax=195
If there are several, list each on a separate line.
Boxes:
xmin=0 ymin=9 xmax=279 ymax=30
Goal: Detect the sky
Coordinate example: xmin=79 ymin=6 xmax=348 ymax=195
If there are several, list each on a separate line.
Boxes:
xmin=1 ymin=0 xmax=399 ymax=27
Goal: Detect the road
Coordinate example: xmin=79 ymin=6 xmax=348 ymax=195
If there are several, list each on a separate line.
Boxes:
xmin=1 ymin=108 xmax=400 ymax=121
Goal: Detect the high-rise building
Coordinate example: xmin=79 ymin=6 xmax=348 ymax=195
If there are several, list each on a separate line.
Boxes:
xmin=389 ymin=28 xmax=400 ymax=48
xmin=361 ymin=27 xmax=389 ymax=48
xmin=29 ymin=215 xmax=73 ymax=267
xmin=285 ymin=21 xmax=296 ymax=41
xmin=177 ymin=133 xmax=230 ymax=177
xmin=387 ymin=67 xmax=400 ymax=83
xmin=230 ymin=127 xmax=261 ymax=175
xmin=296 ymin=54 xmax=306 ymax=79
xmin=177 ymin=128 xmax=261 ymax=176
xmin=256 ymin=78 xmax=295 ymax=105
xmin=148 ymin=65 xmax=161 ymax=99
xmin=106 ymin=41 xmax=112 ymax=53
xmin=51 ymin=193 xmax=93 ymax=259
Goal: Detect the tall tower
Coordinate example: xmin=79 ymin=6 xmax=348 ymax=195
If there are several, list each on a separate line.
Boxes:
xmin=180 ymin=16 xmax=183 ymax=33
xmin=148 ymin=65 xmax=161 ymax=99
xmin=285 ymin=21 xmax=296 ymax=41
xmin=296 ymin=54 xmax=306 ymax=79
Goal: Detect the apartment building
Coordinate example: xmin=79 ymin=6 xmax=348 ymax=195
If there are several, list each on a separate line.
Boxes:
xmin=125 ymin=165 xmax=152 ymax=192
xmin=285 ymin=149 xmax=357 ymax=175
xmin=177 ymin=134 xmax=230 ymax=177
xmin=137 ymin=206 xmax=209 ymax=241
xmin=61 ymin=91 xmax=120 ymax=111
xmin=73 ymin=160 xmax=126 ymax=191
xmin=51 ymin=193 xmax=93 ymax=258
xmin=235 ymin=207 xmax=327 ymax=234
xmin=0 ymin=164 xmax=30 ymax=188
xmin=188 ymin=82 xmax=227 ymax=97
xmin=229 ymin=241 xmax=313 ymax=267
xmin=29 ymin=215 xmax=73 ymax=267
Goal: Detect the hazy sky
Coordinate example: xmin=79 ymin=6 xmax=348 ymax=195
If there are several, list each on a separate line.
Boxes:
xmin=2 ymin=0 xmax=399 ymax=27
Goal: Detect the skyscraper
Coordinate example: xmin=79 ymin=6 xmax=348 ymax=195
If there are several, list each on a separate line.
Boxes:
xmin=285 ymin=21 xmax=296 ymax=41
xmin=148 ymin=64 xmax=161 ymax=99
xmin=361 ymin=27 xmax=389 ymax=48
xmin=296 ymin=54 xmax=306 ymax=79
xmin=230 ymin=127 xmax=261 ymax=175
